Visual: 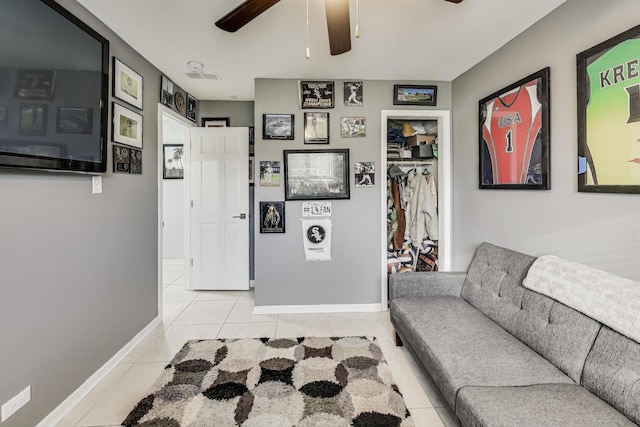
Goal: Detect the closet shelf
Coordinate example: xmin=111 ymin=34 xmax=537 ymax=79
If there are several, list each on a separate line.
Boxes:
xmin=388 ymin=159 xmax=434 ymax=166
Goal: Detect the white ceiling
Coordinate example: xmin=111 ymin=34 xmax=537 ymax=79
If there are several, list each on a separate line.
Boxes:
xmin=76 ymin=0 xmax=566 ymax=101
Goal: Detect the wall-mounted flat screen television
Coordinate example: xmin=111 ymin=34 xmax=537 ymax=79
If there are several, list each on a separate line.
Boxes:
xmin=0 ymin=0 xmax=109 ymax=173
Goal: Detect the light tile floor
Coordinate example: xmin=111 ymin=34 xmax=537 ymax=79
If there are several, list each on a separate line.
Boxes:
xmin=57 ymin=264 xmax=457 ymax=427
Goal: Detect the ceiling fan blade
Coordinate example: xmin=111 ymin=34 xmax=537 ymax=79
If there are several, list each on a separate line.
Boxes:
xmin=325 ymin=0 xmax=351 ymax=56
xmin=444 ymin=0 xmax=464 ymax=3
xmin=215 ymin=0 xmax=281 ymax=32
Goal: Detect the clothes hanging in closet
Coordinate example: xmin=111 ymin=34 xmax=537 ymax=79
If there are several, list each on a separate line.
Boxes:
xmin=406 ymin=169 xmax=438 ymax=243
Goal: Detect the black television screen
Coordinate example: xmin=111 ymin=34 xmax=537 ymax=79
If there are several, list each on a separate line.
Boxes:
xmin=0 ymin=0 xmax=109 ymax=173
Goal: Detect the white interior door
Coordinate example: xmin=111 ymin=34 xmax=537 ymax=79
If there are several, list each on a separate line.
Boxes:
xmin=185 ymin=127 xmax=249 ymax=290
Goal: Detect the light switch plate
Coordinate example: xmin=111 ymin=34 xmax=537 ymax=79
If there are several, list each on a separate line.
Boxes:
xmin=92 ymin=175 xmax=103 ymax=194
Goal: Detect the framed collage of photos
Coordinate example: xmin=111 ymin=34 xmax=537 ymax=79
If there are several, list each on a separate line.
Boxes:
xmin=577 ymin=24 xmax=640 ymax=194
xmin=478 ymin=67 xmax=550 ymax=190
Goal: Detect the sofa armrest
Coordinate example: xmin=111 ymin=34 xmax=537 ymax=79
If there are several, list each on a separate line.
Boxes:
xmin=389 ymin=271 xmax=467 ymax=300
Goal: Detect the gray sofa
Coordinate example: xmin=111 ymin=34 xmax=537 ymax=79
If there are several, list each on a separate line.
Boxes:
xmin=389 ymin=242 xmax=640 ymax=426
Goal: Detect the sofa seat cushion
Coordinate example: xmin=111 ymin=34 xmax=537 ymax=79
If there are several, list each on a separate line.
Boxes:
xmin=391 ymin=296 xmax=573 ymax=409
xmin=456 ymin=384 xmax=637 ymax=427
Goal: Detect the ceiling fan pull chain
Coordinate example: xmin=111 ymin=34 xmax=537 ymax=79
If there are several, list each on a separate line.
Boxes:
xmin=306 ymin=0 xmax=311 ymax=59
xmin=355 ymin=0 xmax=360 ymax=38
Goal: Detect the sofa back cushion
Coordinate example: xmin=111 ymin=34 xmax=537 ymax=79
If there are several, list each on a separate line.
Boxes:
xmin=461 ymin=242 xmax=601 ymax=383
xmin=582 ymin=326 xmax=640 ymax=425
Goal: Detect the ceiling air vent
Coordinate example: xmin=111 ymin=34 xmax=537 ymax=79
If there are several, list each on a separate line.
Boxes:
xmin=186 ymin=72 xmax=221 ymax=80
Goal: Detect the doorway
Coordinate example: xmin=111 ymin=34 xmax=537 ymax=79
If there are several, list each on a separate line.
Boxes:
xmin=157 ymin=106 xmax=194 ymax=317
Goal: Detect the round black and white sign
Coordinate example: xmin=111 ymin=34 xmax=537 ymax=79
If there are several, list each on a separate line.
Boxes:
xmin=306 ymin=225 xmax=326 ymax=244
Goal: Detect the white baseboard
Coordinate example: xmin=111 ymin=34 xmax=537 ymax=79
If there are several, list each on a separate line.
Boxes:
xmin=37 ymin=317 xmax=162 ymax=427
xmin=253 ymin=303 xmax=383 ymax=315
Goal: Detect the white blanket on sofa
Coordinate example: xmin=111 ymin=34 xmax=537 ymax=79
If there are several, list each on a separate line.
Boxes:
xmin=523 ymin=255 xmax=640 ymax=344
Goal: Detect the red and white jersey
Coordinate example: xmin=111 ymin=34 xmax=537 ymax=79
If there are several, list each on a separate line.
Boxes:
xmin=482 ymin=79 xmax=542 ymax=184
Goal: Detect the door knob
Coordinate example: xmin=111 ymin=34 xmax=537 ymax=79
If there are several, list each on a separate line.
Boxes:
xmin=233 ymin=213 xmax=247 ymax=219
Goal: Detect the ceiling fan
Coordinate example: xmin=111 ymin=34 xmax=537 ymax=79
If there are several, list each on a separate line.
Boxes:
xmin=215 ymin=0 xmax=464 ymax=56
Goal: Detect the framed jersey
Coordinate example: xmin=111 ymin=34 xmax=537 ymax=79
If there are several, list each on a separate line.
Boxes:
xmin=479 ymin=68 xmax=550 ymax=190
xmin=577 ymin=24 xmax=640 ymax=194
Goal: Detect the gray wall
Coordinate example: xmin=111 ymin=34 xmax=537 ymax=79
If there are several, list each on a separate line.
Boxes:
xmin=451 ymin=0 xmax=640 ymax=280
xmin=254 ymin=79 xmax=451 ymax=307
xmin=198 ymin=100 xmax=255 ymax=127
xmin=0 ymin=1 xmax=160 ymax=425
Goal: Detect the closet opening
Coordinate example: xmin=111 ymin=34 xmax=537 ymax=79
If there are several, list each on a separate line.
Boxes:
xmin=380 ymin=110 xmax=452 ymax=308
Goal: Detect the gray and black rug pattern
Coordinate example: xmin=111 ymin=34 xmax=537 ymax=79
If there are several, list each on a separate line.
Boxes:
xmin=123 ymin=336 xmax=414 ymax=426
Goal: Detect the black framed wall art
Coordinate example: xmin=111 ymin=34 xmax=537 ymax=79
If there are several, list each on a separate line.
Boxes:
xmin=299 ymin=81 xmax=334 ymax=109
xmin=393 ymin=84 xmax=437 ymax=106
xmin=577 ymin=24 xmax=640 ymax=194
xmin=479 ymin=67 xmax=550 ymax=190
xmin=163 ymin=144 xmax=184 ymax=179
xmin=263 ymin=114 xmax=294 ymax=140
xmin=284 ymin=149 xmax=350 ymax=200
xmin=113 ymin=58 xmax=143 ymax=110
xmin=259 ymin=201 xmax=285 ymax=233
xmin=304 ymin=112 xmax=329 ymax=144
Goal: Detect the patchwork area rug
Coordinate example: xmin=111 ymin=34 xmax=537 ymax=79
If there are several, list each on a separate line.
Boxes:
xmin=123 ymin=336 xmax=414 ymax=426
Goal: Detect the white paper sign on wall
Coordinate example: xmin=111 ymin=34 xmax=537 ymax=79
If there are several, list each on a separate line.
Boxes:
xmin=302 ymin=202 xmax=332 ymax=217
xmin=302 ymin=219 xmax=332 ymax=261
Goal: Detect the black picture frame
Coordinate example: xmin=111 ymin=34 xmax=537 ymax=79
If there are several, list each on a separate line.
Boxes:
xmin=113 ymin=144 xmax=130 ymax=173
xmin=163 ymin=144 xmax=184 ymax=179
xmin=284 ymin=149 xmax=350 ymax=200
xmin=186 ymin=94 xmax=197 ymax=122
xmin=304 ymin=112 xmax=329 ymax=144
xmin=56 ymin=107 xmax=93 ymax=134
xmin=259 ymin=201 xmax=285 ymax=233
xmin=19 ymin=103 xmax=48 ymax=136
xmin=263 ymin=114 xmax=294 ymax=140
xmin=478 ymin=67 xmax=550 ymax=190
xmin=393 ymin=84 xmax=437 ymax=106
xmin=130 ymin=148 xmax=142 ymax=174
xmin=201 ymin=117 xmax=230 ymax=127
xmin=300 ymin=81 xmax=335 ymax=109
xmin=577 ymin=24 xmax=640 ymax=194
xmin=344 ymin=81 xmax=363 ymax=106
xmin=160 ymin=75 xmax=174 ymax=107
xmin=113 ymin=57 xmax=143 ymax=110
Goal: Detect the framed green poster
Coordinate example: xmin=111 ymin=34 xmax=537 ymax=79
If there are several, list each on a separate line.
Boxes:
xmin=577 ymin=24 xmax=640 ymax=194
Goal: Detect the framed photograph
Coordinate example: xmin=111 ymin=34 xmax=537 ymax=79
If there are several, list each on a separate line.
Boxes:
xmin=299 ymin=80 xmax=334 ymax=109
xmin=160 ymin=75 xmax=174 ymax=107
xmin=186 ymin=94 xmax=197 ymax=122
xmin=130 ymin=148 xmax=142 ymax=174
xmin=304 ymin=112 xmax=329 ymax=144
xmin=259 ymin=160 xmax=281 ymax=186
xmin=113 ymin=144 xmax=130 ymax=173
xmin=201 ymin=117 xmax=229 ymax=127
xmin=19 ymin=103 xmax=48 ymax=135
xmin=249 ymin=126 xmax=255 ymax=145
xmin=577 ymin=24 xmax=640 ymax=194
xmin=263 ymin=114 xmax=294 ymax=140
xmin=249 ymin=156 xmax=254 ymax=185
xmin=0 ymin=107 xmax=8 ymax=128
xmin=341 ymin=117 xmax=366 ymax=138
xmin=112 ymin=103 xmax=143 ymax=148
xmin=163 ymin=144 xmax=184 ymax=179
xmin=393 ymin=84 xmax=437 ymax=106
xmin=14 ymin=70 xmax=55 ymax=99
xmin=355 ymin=161 xmax=375 ymax=187
xmin=260 ymin=201 xmax=285 ymax=233
xmin=113 ymin=58 xmax=143 ymax=110
xmin=56 ymin=107 xmax=92 ymax=134
xmin=479 ymin=67 xmax=550 ymax=190
xmin=344 ymin=81 xmax=363 ymax=106
xmin=284 ymin=149 xmax=350 ymax=200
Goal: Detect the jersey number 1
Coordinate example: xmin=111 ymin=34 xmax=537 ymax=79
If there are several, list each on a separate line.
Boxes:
xmin=505 ymin=130 xmax=514 ymax=153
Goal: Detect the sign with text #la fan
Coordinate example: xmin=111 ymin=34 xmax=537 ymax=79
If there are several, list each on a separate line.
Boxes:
xmin=302 ymin=219 xmax=332 ymax=261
